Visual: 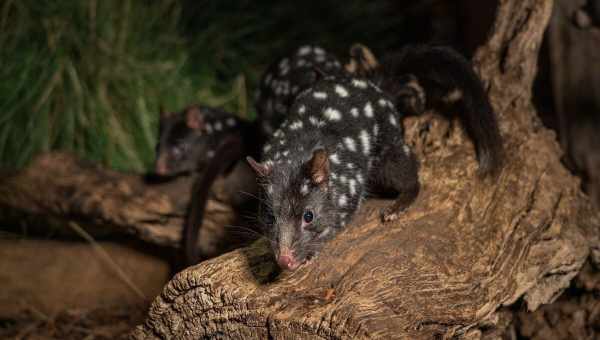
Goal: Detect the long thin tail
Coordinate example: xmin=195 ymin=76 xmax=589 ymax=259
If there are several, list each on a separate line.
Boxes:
xmin=182 ymin=134 xmax=243 ymax=266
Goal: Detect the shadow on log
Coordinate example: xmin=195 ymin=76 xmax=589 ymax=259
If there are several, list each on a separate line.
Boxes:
xmin=130 ymin=0 xmax=598 ymax=339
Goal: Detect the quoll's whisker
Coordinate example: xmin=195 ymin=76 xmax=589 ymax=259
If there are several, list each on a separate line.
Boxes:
xmin=238 ymin=190 xmax=264 ymax=202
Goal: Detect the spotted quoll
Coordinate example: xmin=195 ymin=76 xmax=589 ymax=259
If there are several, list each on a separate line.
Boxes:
xmin=155 ymin=105 xmax=255 ymax=176
xmin=347 ymin=44 xmax=503 ymax=176
xmin=247 ymin=75 xmax=419 ymax=271
xmin=255 ymin=44 xmax=344 ymax=137
xmin=155 ymin=105 xmax=261 ymax=266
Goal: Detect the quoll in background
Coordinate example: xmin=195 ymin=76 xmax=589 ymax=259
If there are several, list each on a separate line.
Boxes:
xmin=1 ymin=0 xmax=599 ymax=339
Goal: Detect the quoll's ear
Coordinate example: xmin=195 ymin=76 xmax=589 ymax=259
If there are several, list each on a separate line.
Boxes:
xmin=346 ymin=43 xmax=379 ymax=76
xmin=308 ymin=148 xmax=329 ymax=187
xmin=185 ymin=106 xmax=205 ymax=130
xmin=246 ymin=156 xmax=272 ymax=178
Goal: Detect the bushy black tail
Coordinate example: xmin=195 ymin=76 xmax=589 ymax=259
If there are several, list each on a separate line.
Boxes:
xmin=350 ymin=44 xmax=503 ymax=176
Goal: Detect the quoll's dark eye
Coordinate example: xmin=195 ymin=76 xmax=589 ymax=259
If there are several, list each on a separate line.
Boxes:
xmin=303 ymin=210 xmax=314 ymax=224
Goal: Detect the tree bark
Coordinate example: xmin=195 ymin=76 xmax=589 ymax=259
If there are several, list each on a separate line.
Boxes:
xmin=130 ymin=0 xmax=597 ymax=339
xmin=0 ymin=152 xmax=243 ymax=258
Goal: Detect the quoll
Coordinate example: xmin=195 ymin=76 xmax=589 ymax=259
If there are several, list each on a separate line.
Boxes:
xmin=248 ymin=75 xmax=419 ymax=271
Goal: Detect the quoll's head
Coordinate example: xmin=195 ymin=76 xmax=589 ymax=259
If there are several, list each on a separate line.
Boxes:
xmin=247 ymin=149 xmax=340 ymax=271
xmin=154 ymin=106 xmax=217 ymax=176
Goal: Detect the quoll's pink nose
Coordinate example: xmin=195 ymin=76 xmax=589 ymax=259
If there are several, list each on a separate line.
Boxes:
xmin=155 ymin=158 xmax=168 ymax=175
xmin=277 ymin=252 xmax=300 ymax=271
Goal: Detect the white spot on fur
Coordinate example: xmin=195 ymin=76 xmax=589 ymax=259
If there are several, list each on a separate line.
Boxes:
xmin=309 ymin=116 xmax=325 ymax=127
xmin=298 ymin=46 xmax=312 ymax=56
xmin=349 ymin=179 xmax=357 ymax=196
xmin=298 ymin=105 xmax=306 ymax=114
xmin=301 ymin=183 xmax=309 ymax=195
xmin=335 ymin=85 xmax=349 ymax=97
xmin=278 ymin=58 xmax=289 ymax=69
xmin=340 ymin=175 xmax=347 ymax=184
xmin=350 ymin=107 xmax=359 ymax=117
xmin=282 ymin=150 xmax=289 ymax=156
xmin=344 ymin=137 xmax=357 ymax=152
xmin=274 ymin=152 xmax=281 ymax=159
xmin=323 ymin=107 xmax=342 ymax=121
xmin=296 ymin=59 xmax=306 ymax=67
xmin=346 ymin=163 xmax=354 ymax=169
xmin=338 ymin=194 xmax=347 ymax=207
xmin=356 ymin=173 xmax=364 ymax=184
xmin=205 ymin=124 xmax=213 ymax=134
xmin=373 ymin=124 xmax=379 ymax=137
xmin=403 ymin=145 xmax=411 ymax=155
xmin=378 ymin=98 xmax=387 ymax=107
xmin=352 ymin=79 xmax=368 ymax=89
xmin=389 ymin=114 xmax=398 ymax=126
xmin=314 ymin=47 xmax=325 ymax=55
xmin=364 ymin=102 xmax=374 ymax=118
xmin=359 ymin=130 xmax=370 ymax=155
xmin=280 ymin=65 xmax=289 ymax=76
xmin=279 ymin=139 xmax=286 ymax=145
xmin=207 ymin=150 xmax=215 ymax=158
xmin=226 ymin=118 xmax=236 ymax=127
xmin=313 ymin=92 xmax=328 ymax=99
xmin=267 ymin=185 xmax=273 ymax=195
xmin=263 ymin=144 xmax=272 ymax=153
xmin=289 ymin=120 xmax=303 ymax=130
xmin=329 ymin=153 xmax=340 ymax=164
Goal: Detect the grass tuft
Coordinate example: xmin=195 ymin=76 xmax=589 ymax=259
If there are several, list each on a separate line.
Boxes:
xmin=0 ymin=0 xmax=414 ymax=172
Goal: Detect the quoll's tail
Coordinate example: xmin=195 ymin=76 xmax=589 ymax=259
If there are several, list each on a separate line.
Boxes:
xmin=182 ymin=134 xmax=244 ymax=267
xmin=349 ymin=44 xmax=503 ymax=176
xmin=459 ymin=67 xmax=503 ymax=176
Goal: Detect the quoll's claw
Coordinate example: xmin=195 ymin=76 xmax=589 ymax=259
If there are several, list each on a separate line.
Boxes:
xmin=380 ymin=204 xmax=408 ymax=223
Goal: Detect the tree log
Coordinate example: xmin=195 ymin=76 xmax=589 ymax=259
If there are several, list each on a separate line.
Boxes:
xmin=130 ymin=0 xmax=597 ymax=339
xmin=0 ymin=152 xmax=249 ymax=258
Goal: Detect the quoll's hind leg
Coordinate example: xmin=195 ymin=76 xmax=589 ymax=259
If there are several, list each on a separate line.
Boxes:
xmin=372 ymin=140 xmax=420 ymax=222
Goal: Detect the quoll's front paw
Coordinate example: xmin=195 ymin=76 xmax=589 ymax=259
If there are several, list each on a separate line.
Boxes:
xmin=380 ymin=202 xmax=409 ymax=222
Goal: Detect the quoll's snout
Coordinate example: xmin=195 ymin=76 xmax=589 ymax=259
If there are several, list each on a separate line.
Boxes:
xmin=155 ymin=157 xmax=169 ymax=175
xmin=277 ymin=248 xmax=300 ymax=271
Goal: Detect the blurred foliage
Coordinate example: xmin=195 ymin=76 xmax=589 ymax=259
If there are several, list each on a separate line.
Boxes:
xmin=0 ymin=0 xmax=426 ymax=172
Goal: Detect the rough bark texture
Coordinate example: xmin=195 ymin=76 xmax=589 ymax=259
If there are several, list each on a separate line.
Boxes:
xmin=0 ymin=152 xmax=241 ymax=257
xmin=130 ymin=0 xmax=597 ymax=339
xmin=515 ymin=261 xmax=600 ymax=340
